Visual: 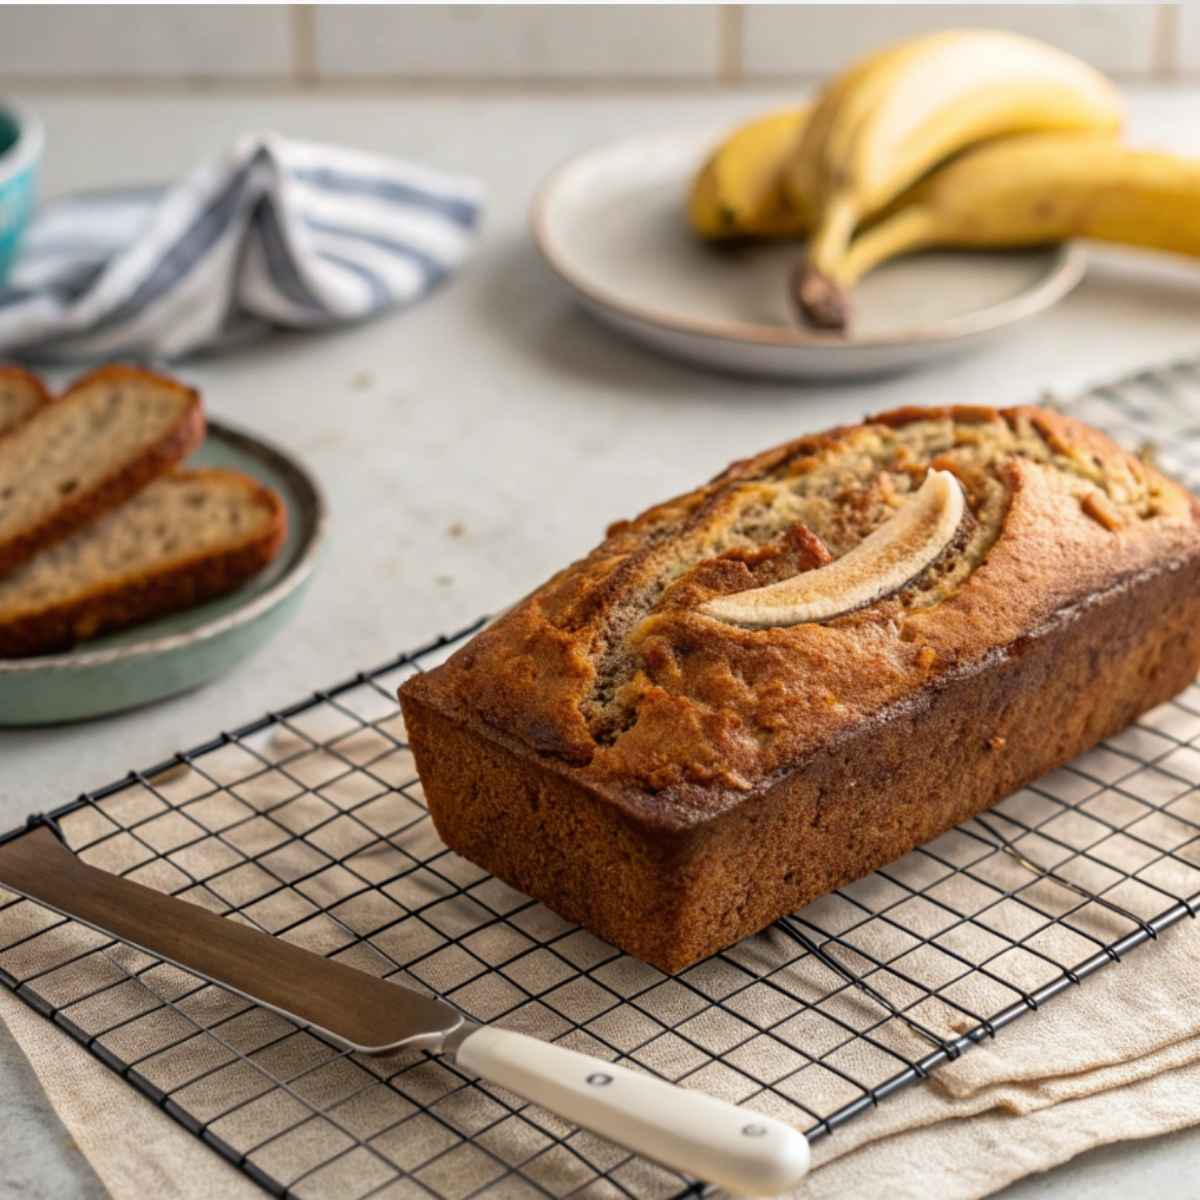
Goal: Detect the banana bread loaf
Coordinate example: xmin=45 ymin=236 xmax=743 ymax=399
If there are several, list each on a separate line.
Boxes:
xmin=400 ymin=405 xmax=1200 ymax=972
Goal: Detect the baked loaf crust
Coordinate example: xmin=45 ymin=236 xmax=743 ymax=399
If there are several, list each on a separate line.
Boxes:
xmin=400 ymin=406 xmax=1200 ymax=972
xmin=0 ymin=366 xmax=51 ymax=436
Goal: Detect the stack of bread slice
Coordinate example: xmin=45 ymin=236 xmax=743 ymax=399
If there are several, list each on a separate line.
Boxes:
xmin=0 ymin=365 xmax=286 ymax=658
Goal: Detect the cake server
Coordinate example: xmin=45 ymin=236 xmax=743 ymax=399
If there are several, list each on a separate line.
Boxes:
xmin=0 ymin=824 xmax=810 ymax=1196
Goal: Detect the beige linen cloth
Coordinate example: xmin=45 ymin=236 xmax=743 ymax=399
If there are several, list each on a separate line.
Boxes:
xmin=1 ymin=700 xmax=1199 ymax=1200
xmin=4 ymin=925 xmax=1200 ymax=1200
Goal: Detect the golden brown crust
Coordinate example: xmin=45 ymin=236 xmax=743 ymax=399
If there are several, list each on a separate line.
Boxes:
xmin=400 ymin=404 xmax=1200 ymax=970
xmin=0 ymin=365 xmax=205 ymax=578
xmin=406 ymin=405 xmax=1200 ymax=818
xmin=0 ymin=365 xmax=52 ymax=437
xmin=0 ymin=468 xmax=286 ymax=658
xmin=403 ymin=553 xmax=1200 ymax=972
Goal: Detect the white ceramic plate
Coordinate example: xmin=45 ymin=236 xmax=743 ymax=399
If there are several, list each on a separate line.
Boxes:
xmin=532 ymin=129 xmax=1086 ymax=381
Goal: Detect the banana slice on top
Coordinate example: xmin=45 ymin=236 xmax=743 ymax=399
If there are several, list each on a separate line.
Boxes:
xmin=701 ymin=469 xmax=965 ymax=629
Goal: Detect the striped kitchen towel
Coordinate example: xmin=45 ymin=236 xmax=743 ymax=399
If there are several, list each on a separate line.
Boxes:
xmin=0 ymin=132 xmax=482 ymax=362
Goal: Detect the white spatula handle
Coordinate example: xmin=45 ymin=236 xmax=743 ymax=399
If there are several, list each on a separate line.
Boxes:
xmin=454 ymin=1025 xmax=810 ymax=1196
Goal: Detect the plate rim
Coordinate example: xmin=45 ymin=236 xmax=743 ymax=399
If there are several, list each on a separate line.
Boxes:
xmin=530 ymin=127 xmax=1088 ymax=353
xmin=0 ymin=418 xmax=327 ymax=675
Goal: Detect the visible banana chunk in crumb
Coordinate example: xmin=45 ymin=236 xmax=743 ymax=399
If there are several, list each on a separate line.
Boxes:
xmin=1082 ymin=490 xmax=1124 ymax=532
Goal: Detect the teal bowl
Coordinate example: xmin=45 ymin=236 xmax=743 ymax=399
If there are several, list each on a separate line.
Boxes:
xmin=0 ymin=101 xmax=42 ymax=286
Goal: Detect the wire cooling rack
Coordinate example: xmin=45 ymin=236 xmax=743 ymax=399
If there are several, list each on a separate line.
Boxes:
xmin=4 ymin=360 xmax=1200 ymax=1200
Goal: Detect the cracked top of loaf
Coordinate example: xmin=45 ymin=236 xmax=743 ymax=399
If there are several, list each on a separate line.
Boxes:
xmin=404 ymin=406 xmax=1200 ymax=829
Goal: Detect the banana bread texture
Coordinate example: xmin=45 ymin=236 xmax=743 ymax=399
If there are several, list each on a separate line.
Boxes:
xmin=400 ymin=406 xmax=1200 ymax=972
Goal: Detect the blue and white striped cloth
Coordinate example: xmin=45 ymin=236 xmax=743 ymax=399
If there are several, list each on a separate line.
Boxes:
xmin=0 ymin=132 xmax=483 ymax=361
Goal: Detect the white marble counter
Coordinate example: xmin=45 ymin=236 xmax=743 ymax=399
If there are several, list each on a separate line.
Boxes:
xmin=3 ymin=84 xmax=1200 ymax=1200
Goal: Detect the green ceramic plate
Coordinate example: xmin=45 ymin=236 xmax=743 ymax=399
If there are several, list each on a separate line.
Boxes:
xmin=0 ymin=420 xmax=326 ymax=725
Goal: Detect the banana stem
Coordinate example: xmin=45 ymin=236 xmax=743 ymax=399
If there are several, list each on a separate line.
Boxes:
xmin=840 ymin=206 xmax=939 ymax=286
xmin=791 ymin=193 xmax=861 ymax=331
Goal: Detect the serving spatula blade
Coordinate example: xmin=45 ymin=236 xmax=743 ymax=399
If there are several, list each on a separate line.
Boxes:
xmin=0 ymin=825 xmax=461 ymax=1052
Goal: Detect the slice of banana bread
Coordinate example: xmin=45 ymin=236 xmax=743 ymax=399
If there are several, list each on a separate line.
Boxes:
xmin=0 ymin=468 xmax=285 ymax=657
xmin=400 ymin=406 xmax=1200 ymax=973
xmin=0 ymin=366 xmax=51 ymax=436
xmin=0 ymin=364 xmax=204 ymax=577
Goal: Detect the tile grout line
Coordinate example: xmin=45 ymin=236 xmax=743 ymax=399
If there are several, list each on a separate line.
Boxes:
xmin=0 ymin=75 xmax=822 ymax=95
xmin=291 ymin=4 xmax=317 ymax=87
xmin=0 ymin=70 xmax=1182 ymax=97
xmin=718 ymin=5 xmax=744 ymax=86
xmin=1154 ymin=3 xmax=1180 ymax=81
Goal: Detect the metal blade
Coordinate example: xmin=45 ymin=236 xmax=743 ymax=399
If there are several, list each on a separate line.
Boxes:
xmin=0 ymin=825 xmax=463 ymax=1054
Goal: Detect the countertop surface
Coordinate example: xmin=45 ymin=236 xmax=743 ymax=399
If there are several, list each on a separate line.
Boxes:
xmin=3 ymin=84 xmax=1200 ymax=1200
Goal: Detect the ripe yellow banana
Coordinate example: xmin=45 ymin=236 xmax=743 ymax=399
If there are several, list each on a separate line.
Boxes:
xmin=788 ymin=29 xmax=1124 ymax=329
xmin=688 ymin=108 xmax=811 ymax=240
xmin=833 ymin=134 xmax=1200 ymax=295
xmin=687 ymin=38 xmax=919 ymax=241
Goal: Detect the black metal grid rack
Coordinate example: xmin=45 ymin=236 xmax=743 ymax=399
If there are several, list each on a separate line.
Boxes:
xmin=4 ymin=359 xmax=1200 ymax=1200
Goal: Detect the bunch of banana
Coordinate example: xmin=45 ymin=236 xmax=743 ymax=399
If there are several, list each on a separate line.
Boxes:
xmin=789 ymin=30 xmax=1123 ymax=327
xmin=686 ymin=29 xmax=1200 ymax=333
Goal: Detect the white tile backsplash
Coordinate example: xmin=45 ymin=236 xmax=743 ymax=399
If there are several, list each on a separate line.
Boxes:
xmin=0 ymin=5 xmax=292 ymax=80
xmin=0 ymin=4 xmax=1183 ymax=85
xmin=743 ymin=4 xmax=1163 ymax=79
xmin=313 ymin=4 xmax=720 ymax=80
